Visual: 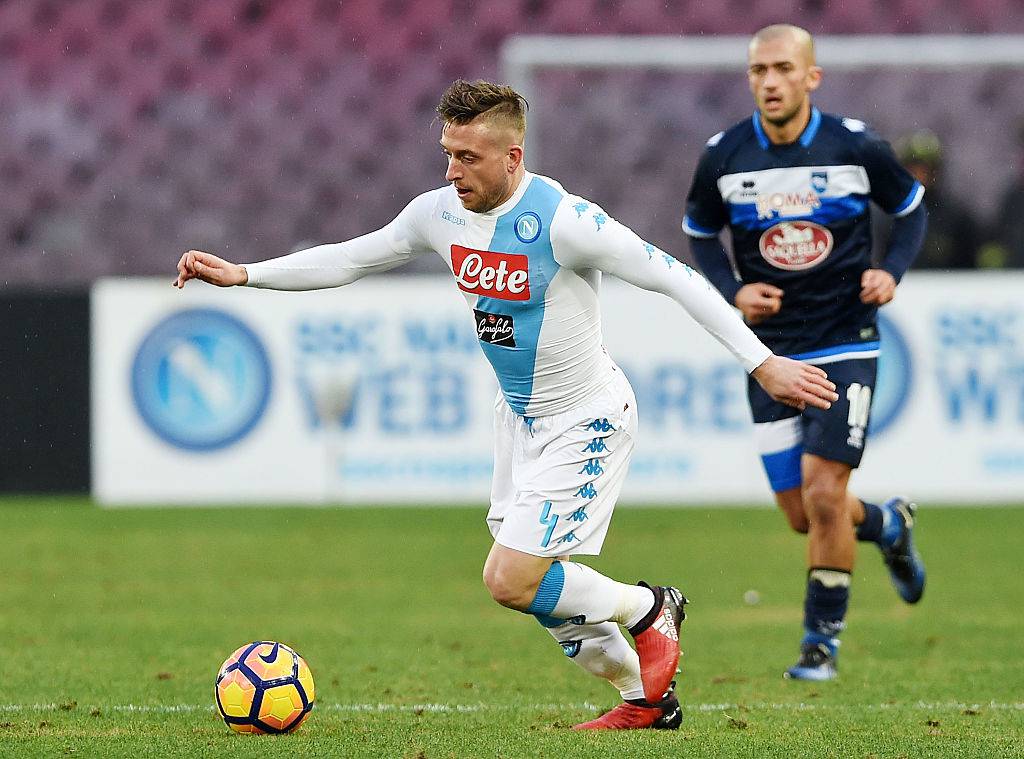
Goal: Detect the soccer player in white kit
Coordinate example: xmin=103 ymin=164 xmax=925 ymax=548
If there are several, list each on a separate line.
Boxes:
xmin=175 ymin=80 xmax=838 ymax=730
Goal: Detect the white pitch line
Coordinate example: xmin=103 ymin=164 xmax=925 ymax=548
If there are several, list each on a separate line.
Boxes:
xmin=1 ymin=701 xmax=1022 ymax=714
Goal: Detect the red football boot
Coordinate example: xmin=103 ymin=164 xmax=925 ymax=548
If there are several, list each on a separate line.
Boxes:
xmin=573 ymin=681 xmax=682 ymax=730
xmin=628 ymin=583 xmax=687 ymax=702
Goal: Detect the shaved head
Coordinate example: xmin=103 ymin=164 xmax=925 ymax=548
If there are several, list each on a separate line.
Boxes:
xmin=746 ymin=24 xmax=821 ymax=142
xmin=750 ymin=24 xmax=816 ymax=67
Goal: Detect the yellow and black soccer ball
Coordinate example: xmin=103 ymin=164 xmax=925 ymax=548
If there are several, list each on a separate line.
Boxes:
xmin=215 ymin=641 xmax=315 ymax=734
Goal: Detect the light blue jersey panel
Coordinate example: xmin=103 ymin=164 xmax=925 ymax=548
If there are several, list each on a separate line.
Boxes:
xmin=477 ymin=177 xmax=563 ymax=415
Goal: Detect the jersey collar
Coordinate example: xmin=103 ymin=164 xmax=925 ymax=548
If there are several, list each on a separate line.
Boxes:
xmin=752 ymin=106 xmax=822 ymax=150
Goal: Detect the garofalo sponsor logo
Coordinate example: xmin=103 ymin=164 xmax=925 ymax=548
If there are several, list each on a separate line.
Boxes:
xmin=758 ymin=220 xmax=833 ymax=271
xmin=451 ymin=245 xmax=530 ymax=301
xmin=473 ymin=309 xmax=516 ymax=347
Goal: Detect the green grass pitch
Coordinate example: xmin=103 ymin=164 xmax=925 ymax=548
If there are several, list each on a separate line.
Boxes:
xmin=1 ymin=496 xmax=1023 ymax=758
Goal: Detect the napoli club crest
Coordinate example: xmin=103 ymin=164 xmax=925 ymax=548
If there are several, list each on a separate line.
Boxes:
xmin=514 ymin=211 xmax=542 ymax=243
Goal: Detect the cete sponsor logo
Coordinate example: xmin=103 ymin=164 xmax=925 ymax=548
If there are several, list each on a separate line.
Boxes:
xmin=451 ymin=245 xmax=530 ymax=300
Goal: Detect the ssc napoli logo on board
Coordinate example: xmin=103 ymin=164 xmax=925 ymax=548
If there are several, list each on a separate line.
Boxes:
xmin=869 ymin=314 xmax=912 ymax=437
xmin=514 ymin=211 xmax=542 ymax=243
xmin=131 ymin=308 xmax=272 ymax=451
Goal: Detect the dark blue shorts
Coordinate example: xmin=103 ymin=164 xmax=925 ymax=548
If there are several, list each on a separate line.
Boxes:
xmin=747 ymin=358 xmax=878 ymax=492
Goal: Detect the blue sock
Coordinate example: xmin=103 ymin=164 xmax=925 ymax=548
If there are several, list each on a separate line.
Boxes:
xmin=526 ymin=561 xmax=566 ymax=628
xmin=855 ymin=501 xmax=884 ymax=544
xmin=802 ymin=568 xmax=850 ymax=653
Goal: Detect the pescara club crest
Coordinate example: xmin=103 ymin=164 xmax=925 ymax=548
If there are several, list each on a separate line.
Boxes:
xmin=811 ymin=171 xmax=829 ymax=193
xmin=514 ymin=211 xmax=542 ymax=243
xmin=759 ymin=220 xmax=834 ymax=271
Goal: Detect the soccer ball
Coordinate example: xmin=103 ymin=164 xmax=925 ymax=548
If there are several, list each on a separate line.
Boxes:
xmin=215 ymin=641 xmax=315 ymax=734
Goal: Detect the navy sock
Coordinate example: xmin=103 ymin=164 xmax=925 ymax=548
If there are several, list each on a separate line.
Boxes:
xmin=803 ymin=568 xmax=850 ymax=650
xmin=855 ymin=500 xmax=884 ymax=544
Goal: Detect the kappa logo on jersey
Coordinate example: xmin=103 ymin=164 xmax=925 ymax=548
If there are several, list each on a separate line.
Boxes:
xmin=451 ymin=245 xmax=530 ymax=301
xmin=473 ymin=309 xmax=516 ymax=347
xmin=759 ymin=221 xmax=834 ymax=271
xmin=441 ymin=210 xmax=466 ymax=226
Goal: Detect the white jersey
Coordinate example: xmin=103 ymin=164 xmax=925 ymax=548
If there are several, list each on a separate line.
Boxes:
xmin=245 ymin=171 xmax=772 ymax=417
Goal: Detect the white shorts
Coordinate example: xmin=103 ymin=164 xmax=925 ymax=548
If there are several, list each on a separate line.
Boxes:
xmin=486 ymin=368 xmax=637 ymax=557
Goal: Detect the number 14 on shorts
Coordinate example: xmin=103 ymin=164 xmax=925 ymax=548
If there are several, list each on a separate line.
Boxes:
xmin=539 ymin=501 xmax=589 ymax=548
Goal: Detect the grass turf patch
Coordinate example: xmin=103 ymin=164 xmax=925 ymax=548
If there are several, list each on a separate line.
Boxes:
xmin=1 ymin=497 xmax=1022 ymax=757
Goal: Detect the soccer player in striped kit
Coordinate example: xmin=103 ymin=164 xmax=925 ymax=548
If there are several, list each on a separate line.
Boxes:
xmin=176 ymin=79 xmax=837 ymax=727
xmin=683 ymin=26 xmax=928 ymax=680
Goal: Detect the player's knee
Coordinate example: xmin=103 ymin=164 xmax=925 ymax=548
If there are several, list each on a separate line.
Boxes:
xmin=482 ymin=565 xmax=535 ymax=611
xmin=801 ymin=479 xmax=845 ymax=525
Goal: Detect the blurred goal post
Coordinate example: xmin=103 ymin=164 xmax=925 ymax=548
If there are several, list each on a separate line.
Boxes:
xmin=501 ymin=34 xmax=1024 ymax=165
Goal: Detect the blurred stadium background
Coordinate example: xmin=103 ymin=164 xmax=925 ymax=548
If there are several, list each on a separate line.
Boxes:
xmin=2 ymin=0 xmax=1024 ymax=502
xmin=3 ymin=3 xmax=1024 ymax=756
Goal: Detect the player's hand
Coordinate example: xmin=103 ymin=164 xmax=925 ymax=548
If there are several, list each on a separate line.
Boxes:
xmin=859 ymin=269 xmax=896 ymax=305
xmin=751 ymin=355 xmax=838 ymax=411
xmin=735 ymin=282 xmax=783 ymax=325
xmin=174 ymin=249 xmax=248 ymax=288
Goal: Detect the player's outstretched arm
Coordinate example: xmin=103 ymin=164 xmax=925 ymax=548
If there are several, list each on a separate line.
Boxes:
xmin=174 ymin=249 xmax=247 ymax=289
xmin=550 ymin=199 xmax=837 ymax=410
xmin=751 ymin=356 xmax=837 ymax=411
xmin=552 ymin=201 xmax=776 ymax=372
xmin=175 ymin=191 xmax=436 ymax=292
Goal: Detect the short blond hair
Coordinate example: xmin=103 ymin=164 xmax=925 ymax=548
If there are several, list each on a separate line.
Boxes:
xmin=750 ymin=24 xmax=816 ymax=65
xmin=436 ymin=79 xmax=527 ymax=141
